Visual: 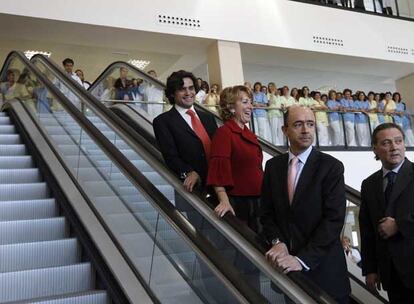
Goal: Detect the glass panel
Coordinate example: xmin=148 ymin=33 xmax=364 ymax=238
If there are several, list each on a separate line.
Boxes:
xmin=314 ymin=110 xmax=331 ymax=147
xmin=342 ymin=201 xmax=389 ymax=301
xmin=0 ymin=59 xmax=37 ymax=106
xmin=325 ymin=110 xmax=346 ymax=146
xmin=29 ymin=57 xmax=307 ymax=303
xmin=90 ymin=66 xmax=167 ymax=120
xmin=3 ymin=55 xmax=251 ymax=303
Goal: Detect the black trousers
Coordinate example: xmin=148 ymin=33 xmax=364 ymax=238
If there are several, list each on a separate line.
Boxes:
xmin=229 ymin=195 xmax=261 ymax=233
xmin=387 ymin=263 xmax=414 ymax=304
xmin=229 ymin=196 xmax=262 ymax=291
xmin=383 ymin=7 xmax=393 ymax=15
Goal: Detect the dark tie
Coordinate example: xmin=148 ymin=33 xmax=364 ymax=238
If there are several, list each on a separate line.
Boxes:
xmin=186 ymin=109 xmax=211 ymax=159
xmin=384 ymin=171 xmax=396 ymax=207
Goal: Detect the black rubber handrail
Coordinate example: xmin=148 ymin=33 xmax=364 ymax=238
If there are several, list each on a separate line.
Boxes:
xmin=111 ymin=92 xmax=384 ymax=303
xmin=36 ymin=55 xmax=336 ymax=303
xmin=88 ymin=61 xmax=361 ymax=197
xmin=2 ymin=51 xmax=268 ymax=303
xmin=29 ymin=53 xmax=284 ymax=304
xmin=113 ymin=92 xmax=393 ymax=304
xmin=47 ymin=59 xmax=339 ymax=303
xmin=86 ymin=61 xmax=391 ymax=302
xmin=0 ymin=52 xmax=159 ymax=304
xmin=88 ymin=61 xmax=363 ymax=204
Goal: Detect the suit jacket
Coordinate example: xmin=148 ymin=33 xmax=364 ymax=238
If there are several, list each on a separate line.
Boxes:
xmin=359 ymin=158 xmax=414 ymax=290
xmin=260 ymin=148 xmax=350 ymax=299
xmin=153 ymin=106 xmax=218 ymax=185
xmin=207 ymin=119 xmax=263 ymax=196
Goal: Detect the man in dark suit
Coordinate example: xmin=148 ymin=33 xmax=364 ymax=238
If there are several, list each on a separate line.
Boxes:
xmin=359 ymin=123 xmax=414 ymax=303
xmin=260 ymin=106 xmax=350 ymax=303
xmin=153 ymin=69 xmax=217 ymax=197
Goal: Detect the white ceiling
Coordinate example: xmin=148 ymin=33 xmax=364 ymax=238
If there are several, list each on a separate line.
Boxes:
xmin=0 ymin=12 xmax=413 ymax=91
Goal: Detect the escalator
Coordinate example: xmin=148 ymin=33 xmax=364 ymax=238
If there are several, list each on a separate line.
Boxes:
xmin=82 ymin=59 xmax=390 ymax=304
xmin=0 ymin=109 xmax=109 ymax=303
xmin=23 ymin=55 xmax=390 ymax=303
xmin=25 ymin=55 xmax=338 ymax=304
xmin=0 ymin=51 xmax=300 ymax=304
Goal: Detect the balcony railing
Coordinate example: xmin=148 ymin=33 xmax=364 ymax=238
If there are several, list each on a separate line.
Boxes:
xmin=290 ymin=0 xmax=414 ymax=21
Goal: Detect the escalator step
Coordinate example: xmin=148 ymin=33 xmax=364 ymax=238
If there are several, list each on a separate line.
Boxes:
xmin=0 ymin=117 xmax=11 ymax=125
xmin=16 ymin=290 xmax=109 ymax=304
xmin=0 ymin=156 xmax=33 ymax=169
xmin=0 ymin=144 xmax=27 ymax=156
xmin=0 ymin=238 xmax=80 ymax=273
xmin=0 ymin=198 xmax=57 ymax=221
xmin=0 ymin=125 xmax=16 ymax=134
xmin=0 ymin=134 xmax=21 ymax=144
xmin=0 ymin=263 xmax=93 ymax=302
xmin=0 ymin=217 xmax=67 ymax=245
xmin=105 ymin=213 xmax=145 ymax=235
xmin=0 ymin=168 xmax=42 ymax=184
xmin=119 ymin=185 xmax=174 ymax=200
xmin=0 ymin=183 xmax=50 ymax=201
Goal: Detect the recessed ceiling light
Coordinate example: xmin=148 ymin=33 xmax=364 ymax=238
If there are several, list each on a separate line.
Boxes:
xmin=24 ymin=50 xmax=52 ymax=59
xmin=128 ymin=59 xmax=151 ymax=70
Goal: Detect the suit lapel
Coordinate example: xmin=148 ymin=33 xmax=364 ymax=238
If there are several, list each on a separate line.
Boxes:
xmin=389 ymin=159 xmax=414 ymax=206
xmin=291 ymin=149 xmax=318 ymax=207
xmin=171 ymin=107 xmax=199 ymax=139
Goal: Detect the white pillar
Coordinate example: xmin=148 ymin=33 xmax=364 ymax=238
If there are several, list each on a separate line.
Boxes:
xmin=207 ymin=40 xmax=244 ymax=89
xmin=396 ymin=73 xmax=414 ymax=110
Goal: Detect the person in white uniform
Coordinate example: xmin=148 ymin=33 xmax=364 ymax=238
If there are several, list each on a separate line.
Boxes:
xmin=140 ymin=70 xmax=164 ymax=119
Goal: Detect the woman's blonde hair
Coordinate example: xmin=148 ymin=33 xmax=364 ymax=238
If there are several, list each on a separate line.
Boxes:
xmin=219 ymin=85 xmax=253 ymax=121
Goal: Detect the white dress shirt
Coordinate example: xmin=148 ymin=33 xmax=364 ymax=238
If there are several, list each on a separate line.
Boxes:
xmin=288 ymin=145 xmax=313 ymax=190
xmin=287 ymin=145 xmax=314 ymax=271
xmin=175 ymin=104 xmax=199 ymax=130
xmin=382 ymin=159 xmax=405 ymax=191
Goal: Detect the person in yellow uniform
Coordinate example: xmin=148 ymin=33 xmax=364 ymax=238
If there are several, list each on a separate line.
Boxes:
xmin=312 ymin=91 xmax=329 ymax=146
xmin=267 ymin=83 xmax=285 ymax=145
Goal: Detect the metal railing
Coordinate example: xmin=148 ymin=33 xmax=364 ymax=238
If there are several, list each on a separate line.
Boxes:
xmin=32 ymin=54 xmax=328 ymax=303
xmin=290 ymin=0 xmax=414 ymax=21
xmin=87 ymin=61 xmax=391 ymax=303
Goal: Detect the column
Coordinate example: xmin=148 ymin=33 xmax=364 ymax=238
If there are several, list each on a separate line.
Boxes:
xmin=207 ymin=40 xmax=244 ymax=89
xmin=396 ymin=73 xmax=414 ymax=110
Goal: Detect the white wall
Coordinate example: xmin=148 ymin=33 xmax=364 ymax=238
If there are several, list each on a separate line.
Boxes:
xmin=262 ymin=150 xmax=414 ymax=193
xmin=1 ymin=0 xmax=414 ymax=64
xmin=327 ymin=151 xmax=414 ymax=191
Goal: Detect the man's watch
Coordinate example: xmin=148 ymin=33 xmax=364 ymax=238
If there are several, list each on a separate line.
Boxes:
xmin=180 ymin=171 xmax=193 ymax=180
xmin=271 ymin=238 xmax=281 ymax=246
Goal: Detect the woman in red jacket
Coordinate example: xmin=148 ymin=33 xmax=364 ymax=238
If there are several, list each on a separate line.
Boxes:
xmin=207 ymin=85 xmax=263 ymax=233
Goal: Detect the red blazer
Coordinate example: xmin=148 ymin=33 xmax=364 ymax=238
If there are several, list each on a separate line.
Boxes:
xmin=207 ymin=119 xmax=263 ymax=196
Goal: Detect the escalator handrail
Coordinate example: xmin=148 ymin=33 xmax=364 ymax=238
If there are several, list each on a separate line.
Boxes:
xmin=5 ymin=51 xmax=267 ymax=304
xmin=87 ymin=62 xmax=389 ymax=301
xmin=88 ymin=60 xmax=362 ymax=202
xmin=112 ymin=88 xmax=391 ymax=304
xmin=62 ymin=59 xmax=337 ymax=303
xmin=34 ymin=54 xmax=331 ymax=304
xmin=88 ymin=60 xmax=165 ymax=92
xmin=0 ymin=55 xmax=157 ymax=304
xmin=112 ymin=94 xmax=380 ymax=304
xmin=31 ymin=55 xmax=294 ymax=302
